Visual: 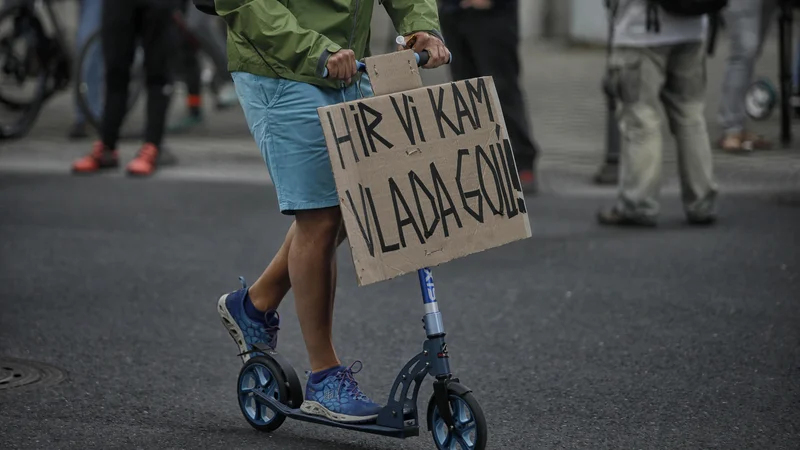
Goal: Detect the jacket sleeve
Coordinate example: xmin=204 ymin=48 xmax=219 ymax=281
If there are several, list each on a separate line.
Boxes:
xmin=216 ymin=0 xmax=342 ymax=77
xmin=382 ymin=0 xmax=445 ymax=42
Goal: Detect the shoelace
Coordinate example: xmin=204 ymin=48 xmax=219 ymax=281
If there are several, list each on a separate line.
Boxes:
xmin=263 ymin=311 xmax=280 ymax=347
xmin=264 ymin=313 xmax=280 ymax=333
xmin=238 ymin=277 xmax=280 ymax=347
xmin=335 ymin=361 xmax=369 ymax=401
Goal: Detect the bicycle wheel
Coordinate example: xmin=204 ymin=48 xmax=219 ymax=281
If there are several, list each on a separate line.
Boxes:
xmin=0 ymin=3 xmax=50 ymax=139
xmin=75 ymin=29 xmax=144 ymax=133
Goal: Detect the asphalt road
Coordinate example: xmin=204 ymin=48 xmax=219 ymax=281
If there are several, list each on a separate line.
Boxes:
xmin=1 ymin=172 xmax=798 ymax=449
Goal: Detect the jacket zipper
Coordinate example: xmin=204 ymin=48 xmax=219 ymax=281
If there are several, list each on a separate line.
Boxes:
xmin=342 ymin=0 xmax=361 ymax=88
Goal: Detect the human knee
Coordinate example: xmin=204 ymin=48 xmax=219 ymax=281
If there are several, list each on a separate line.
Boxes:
xmin=669 ymin=114 xmax=706 ymax=132
xmin=295 ymin=207 xmax=342 ymax=243
xmin=105 ymin=67 xmax=131 ymax=91
xmin=729 ymin=29 xmax=761 ymax=63
xmin=143 ymin=53 xmax=172 ymax=88
xmin=667 ymin=103 xmax=706 ymax=131
xmin=145 ymin=69 xmax=171 ymax=90
xmin=621 ymin=105 xmax=660 ymax=138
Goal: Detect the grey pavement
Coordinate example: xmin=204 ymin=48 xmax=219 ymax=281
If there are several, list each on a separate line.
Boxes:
xmin=0 ymin=173 xmax=798 ymax=449
xmin=1 ymin=12 xmax=800 ymax=450
xmin=1 ymin=28 xmax=799 ymax=195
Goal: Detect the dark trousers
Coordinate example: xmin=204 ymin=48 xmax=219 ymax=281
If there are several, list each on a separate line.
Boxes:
xmin=177 ymin=0 xmax=202 ymax=98
xmin=101 ymin=0 xmax=173 ymax=149
xmin=440 ymin=6 xmax=539 ymax=170
xmin=178 ymin=36 xmax=203 ymax=98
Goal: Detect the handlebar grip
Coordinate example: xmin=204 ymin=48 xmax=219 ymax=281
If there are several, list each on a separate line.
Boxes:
xmin=415 ymin=50 xmax=453 ymax=67
xmin=416 ymin=50 xmax=430 ymax=67
xmin=322 ymin=51 xmax=451 ymax=78
xmin=322 ymin=61 xmax=366 ymax=79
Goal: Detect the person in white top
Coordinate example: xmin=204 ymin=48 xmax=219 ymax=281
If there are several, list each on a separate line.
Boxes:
xmin=597 ymin=0 xmax=720 ymax=226
xmin=613 ymin=0 xmax=708 ymax=46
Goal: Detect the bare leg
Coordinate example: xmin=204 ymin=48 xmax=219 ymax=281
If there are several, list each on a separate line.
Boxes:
xmin=289 ymin=207 xmax=343 ymax=372
xmin=330 ymin=222 xmax=346 ymax=304
xmin=249 ymin=220 xmax=347 ymax=312
xmin=248 ymin=223 xmax=295 ymax=311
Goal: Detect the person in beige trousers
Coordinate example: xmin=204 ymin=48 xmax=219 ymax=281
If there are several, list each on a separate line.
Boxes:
xmin=597 ymin=0 xmax=718 ymax=227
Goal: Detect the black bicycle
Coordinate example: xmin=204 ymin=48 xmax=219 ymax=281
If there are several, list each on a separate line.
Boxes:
xmin=0 ymin=0 xmax=219 ymax=140
xmin=0 ymin=0 xmax=71 ymax=139
xmin=0 ymin=0 xmax=143 ymax=140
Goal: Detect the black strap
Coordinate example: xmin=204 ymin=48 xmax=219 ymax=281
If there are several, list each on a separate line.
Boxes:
xmin=606 ymin=0 xmax=619 ymax=62
xmin=646 ymin=2 xmax=661 ymax=33
xmin=707 ymin=12 xmax=721 ymax=56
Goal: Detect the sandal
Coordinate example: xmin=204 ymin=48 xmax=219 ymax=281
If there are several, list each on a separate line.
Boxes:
xmin=741 ymin=132 xmax=772 ymax=151
xmin=718 ymin=133 xmax=750 ymax=154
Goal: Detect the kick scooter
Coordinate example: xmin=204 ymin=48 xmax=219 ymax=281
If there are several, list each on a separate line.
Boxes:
xmin=234 ymin=51 xmax=488 ymax=450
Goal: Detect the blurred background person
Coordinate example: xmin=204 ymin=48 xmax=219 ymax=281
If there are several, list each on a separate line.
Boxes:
xmin=597 ymin=0 xmax=718 ymax=226
xmin=438 ymin=0 xmax=541 ymax=193
xmin=71 ymin=0 xmax=178 ymax=176
xmin=68 ymin=0 xmax=102 ymax=139
xmin=168 ymin=1 xmax=237 ymax=134
xmin=718 ymin=0 xmax=778 ymax=152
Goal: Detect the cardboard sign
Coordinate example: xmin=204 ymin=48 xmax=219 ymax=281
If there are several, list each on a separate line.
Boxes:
xmin=361 ymin=50 xmax=423 ymax=96
xmin=318 ymin=75 xmax=532 ymax=286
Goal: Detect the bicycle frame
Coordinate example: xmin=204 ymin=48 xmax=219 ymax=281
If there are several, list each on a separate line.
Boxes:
xmin=13 ymin=0 xmax=69 ymax=47
xmin=7 ymin=0 xmax=72 ymax=91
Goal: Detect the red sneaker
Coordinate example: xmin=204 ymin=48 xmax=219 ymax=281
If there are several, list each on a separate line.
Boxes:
xmin=518 ymin=169 xmax=538 ymax=194
xmin=126 ymin=143 xmax=160 ymax=177
xmin=71 ymin=141 xmax=119 ymax=174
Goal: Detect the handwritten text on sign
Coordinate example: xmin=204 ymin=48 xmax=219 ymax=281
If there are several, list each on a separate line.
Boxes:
xmin=318 ymin=77 xmax=531 ymax=286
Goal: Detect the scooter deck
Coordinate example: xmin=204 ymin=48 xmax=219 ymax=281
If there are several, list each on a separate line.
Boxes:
xmin=252 ymin=389 xmax=420 ymax=438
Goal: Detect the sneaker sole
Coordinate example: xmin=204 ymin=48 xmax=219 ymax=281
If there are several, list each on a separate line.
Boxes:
xmin=217 ymin=294 xmax=250 ymax=363
xmin=126 ymin=170 xmax=156 ymax=177
xmin=71 ymin=165 xmax=119 ymax=174
xmin=300 ymin=401 xmax=379 ymax=424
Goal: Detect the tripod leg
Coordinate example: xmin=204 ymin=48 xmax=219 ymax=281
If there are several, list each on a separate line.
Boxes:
xmin=594 ymin=75 xmax=621 ymax=185
xmin=779 ymin=3 xmax=792 ymax=146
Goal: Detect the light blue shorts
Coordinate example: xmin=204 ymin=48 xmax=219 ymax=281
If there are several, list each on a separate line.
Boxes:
xmin=231 ymin=72 xmax=374 ymax=215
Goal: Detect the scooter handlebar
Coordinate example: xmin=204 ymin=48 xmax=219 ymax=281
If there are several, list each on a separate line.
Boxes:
xmin=321 ymin=50 xmax=450 ymax=79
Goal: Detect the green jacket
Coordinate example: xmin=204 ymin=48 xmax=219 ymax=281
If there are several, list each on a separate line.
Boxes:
xmin=216 ymin=0 xmax=442 ymax=89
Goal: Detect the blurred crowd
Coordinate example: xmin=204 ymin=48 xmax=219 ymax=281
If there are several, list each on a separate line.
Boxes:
xmin=440 ymin=0 xmax=782 ymax=227
xmin=596 ymin=0 xmax=777 ymax=226
xmin=69 ymin=0 xmax=782 ymax=226
xmin=69 ymin=0 xmax=235 ymax=176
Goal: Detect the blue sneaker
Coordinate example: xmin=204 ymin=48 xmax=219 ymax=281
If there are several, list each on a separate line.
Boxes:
xmin=217 ymin=277 xmax=280 ymax=363
xmin=300 ymin=361 xmax=383 ymax=423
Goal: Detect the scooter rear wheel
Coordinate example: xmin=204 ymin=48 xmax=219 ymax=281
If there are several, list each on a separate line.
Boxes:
xmin=237 ymin=356 xmax=290 ymax=432
xmin=427 ymin=387 xmax=487 ymax=450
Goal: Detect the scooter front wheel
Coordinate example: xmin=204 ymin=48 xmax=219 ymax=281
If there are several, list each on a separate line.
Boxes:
xmin=237 ymin=356 xmax=289 ymax=432
xmin=427 ymin=386 xmax=487 ymax=450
